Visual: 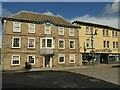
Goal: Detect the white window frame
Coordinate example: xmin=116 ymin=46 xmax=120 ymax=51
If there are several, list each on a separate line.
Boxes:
xmin=27 ymin=55 xmax=35 ymax=65
xmin=69 ymin=54 xmax=75 ymax=63
xmin=40 ymin=37 xmax=54 ymax=48
xmin=28 ymin=37 xmax=35 ymax=48
xmin=58 ymin=39 xmax=65 ymax=49
xmin=58 ymin=54 xmax=65 ymax=64
xmin=11 ymin=55 xmax=20 ymax=65
xmin=13 ymin=21 xmax=21 ymax=32
xmin=58 ymin=27 xmax=64 ymax=35
xmin=69 ymin=40 xmax=75 ymax=49
xmin=12 ymin=37 xmax=21 ymax=48
xmin=69 ymin=28 xmax=74 ymax=36
xmin=44 ymin=23 xmax=51 ymax=34
xmin=28 ymin=23 xmax=35 ymax=33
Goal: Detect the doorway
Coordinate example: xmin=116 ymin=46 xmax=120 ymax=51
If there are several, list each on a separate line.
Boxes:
xmin=43 ymin=55 xmax=52 ymax=68
xmin=100 ymin=54 xmax=108 ymax=64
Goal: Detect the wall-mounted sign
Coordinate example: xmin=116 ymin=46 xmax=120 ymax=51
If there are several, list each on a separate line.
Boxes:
xmin=95 ymin=49 xmax=112 ymax=52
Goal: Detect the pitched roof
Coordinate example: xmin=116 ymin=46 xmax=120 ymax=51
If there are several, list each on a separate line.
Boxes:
xmin=2 ymin=10 xmax=80 ymax=28
xmin=72 ymin=21 xmax=120 ymax=31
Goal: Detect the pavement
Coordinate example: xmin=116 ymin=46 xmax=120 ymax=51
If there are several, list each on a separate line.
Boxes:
xmin=2 ymin=68 xmax=119 ymax=88
xmin=1 ymin=63 xmax=119 ymax=73
xmin=1 ymin=63 xmax=120 ymax=86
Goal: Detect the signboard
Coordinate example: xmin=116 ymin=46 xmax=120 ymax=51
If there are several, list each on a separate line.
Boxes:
xmin=95 ymin=49 xmax=112 ymax=52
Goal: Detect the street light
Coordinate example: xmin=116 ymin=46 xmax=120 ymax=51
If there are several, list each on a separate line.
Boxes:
xmin=87 ymin=29 xmax=98 ymax=67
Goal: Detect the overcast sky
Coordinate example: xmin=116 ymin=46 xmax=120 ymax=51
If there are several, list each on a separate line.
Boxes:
xmin=0 ymin=1 xmax=119 ymax=48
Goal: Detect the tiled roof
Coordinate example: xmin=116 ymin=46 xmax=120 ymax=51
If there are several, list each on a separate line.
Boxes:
xmin=2 ymin=10 xmax=80 ymax=28
xmin=72 ymin=21 xmax=120 ymax=31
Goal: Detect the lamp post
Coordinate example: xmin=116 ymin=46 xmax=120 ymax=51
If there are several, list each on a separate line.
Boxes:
xmin=87 ymin=29 xmax=98 ymax=67
xmin=91 ymin=31 xmax=94 ymax=67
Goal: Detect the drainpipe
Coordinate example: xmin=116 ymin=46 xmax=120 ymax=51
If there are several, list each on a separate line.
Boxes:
xmin=1 ymin=19 xmax=6 ymax=71
xmin=77 ymin=28 xmax=80 ymax=66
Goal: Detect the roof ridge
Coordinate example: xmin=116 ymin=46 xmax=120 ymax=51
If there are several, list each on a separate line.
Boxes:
xmin=18 ymin=10 xmax=61 ymax=18
xmin=9 ymin=10 xmax=24 ymax=18
xmin=10 ymin=10 xmax=72 ymax=24
xmin=73 ymin=21 xmax=119 ymax=30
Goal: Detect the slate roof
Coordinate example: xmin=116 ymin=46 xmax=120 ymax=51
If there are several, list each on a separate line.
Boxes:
xmin=72 ymin=21 xmax=120 ymax=31
xmin=1 ymin=10 xmax=80 ymax=28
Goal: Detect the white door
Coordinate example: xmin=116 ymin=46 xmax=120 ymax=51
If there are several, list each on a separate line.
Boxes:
xmin=50 ymin=57 xmax=52 ymax=68
xmin=43 ymin=57 xmax=45 ymax=68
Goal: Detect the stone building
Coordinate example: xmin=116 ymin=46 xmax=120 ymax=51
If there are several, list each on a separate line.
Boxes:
xmin=1 ymin=11 xmax=80 ymax=70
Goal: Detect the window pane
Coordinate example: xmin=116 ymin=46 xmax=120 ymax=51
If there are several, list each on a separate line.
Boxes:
xmin=70 ymin=54 xmax=75 ymax=62
xmin=90 ymin=28 xmax=93 ymax=34
xmin=59 ymin=27 xmax=64 ymax=35
xmin=69 ymin=29 xmax=74 ymax=36
xmin=13 ymin=56 xmax=19 ymax=64
xmin=45 ymin=23 xmax=51 ymax=34
xmin=28 ymin=56 xmax=34 ymax=64
xmin=107 ymin=41 xmax=109 ymax=48
xmin=59 ymin=40 xmax=64 ymax=48
xmin=113 ymin=42 xmax=115 ymax=48
xmin=13 ymin=22 xmax=20 ymax=32
xmin=42 ymin=39 xmax=45 ymax=47
xmin=86 ymin=27 xmax=89 ymax=34
xmin=59 ymin=57 xmax=64 ymax=62
xmin=116 ymin=42 xmax=118 ymax=48
xmin=28 ymin=39 xmax=35 ymax=47
xmin=103 ymin=29 xmax=105 ymax=35
xmin=70 ymin=41 xmax=74 ymax=48
xmin=103 ymin=41 xmax=106 ymax=48
xmin=28 ymin=24 xmax=35 ymax=33
xmin=106 ymin=30 xmax=108 ymax=36
xmin=47 ymin=39 xmax=52 ymax=47
xmin=13 ymin=38 xmax=20 ymax=47
xmin=86 ymin=39 xmax=90 ymax=47
xmin=115 ymin=31 xmax=117 ymax=37
xmin=112 ymin=31 xmax=114 ymax=37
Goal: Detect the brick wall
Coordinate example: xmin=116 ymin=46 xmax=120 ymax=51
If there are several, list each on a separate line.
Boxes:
xmin=2 ymin=20 xmax=80 ymax=70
